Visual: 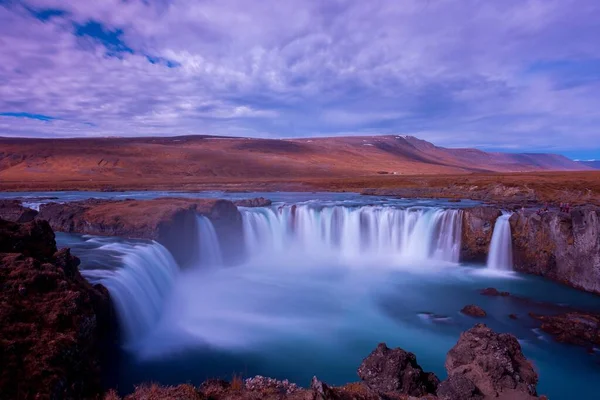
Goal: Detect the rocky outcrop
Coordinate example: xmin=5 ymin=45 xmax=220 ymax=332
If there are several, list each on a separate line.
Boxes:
xmin=357 ymin=343 xmax=439 ymax=396
xmin=233 ymin=197 xmax=273 ymax=207
xmin=461 ymin=305 xmax=487 ymax=317
xmin=0 ymin=218 xmax=57 ymax=260
xmin=461 ymin=207 xmax=501 ymax=263
xmin=529 ymin=312 xmax=600 ymax=348
xmin=0 ymin=218 xmax=113 ymax=400
xmin=37 ymin=198 xmax=244 ymax=266
xmin=0 ymin=199 xmax=38 ymax=222
xmin=510 ymin=206 xmax=600 ymax=294
xmin=480 ymin=287 xmax=509 ymax=297
xmin=444 ymin=324 xmax=538 ymax=400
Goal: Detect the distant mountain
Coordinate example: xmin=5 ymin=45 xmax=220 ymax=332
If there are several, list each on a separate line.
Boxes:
xmin=0 ymin=135 xmax=592 ymax=188
xmin=576 ymin=160 xmax=600 ymax=169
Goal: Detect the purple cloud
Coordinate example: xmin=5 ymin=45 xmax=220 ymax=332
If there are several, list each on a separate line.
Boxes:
xmin=1 ymin=0 xmax=599 ymax=156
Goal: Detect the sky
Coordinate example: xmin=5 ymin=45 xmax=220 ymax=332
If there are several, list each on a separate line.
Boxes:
xmin=0 ymin=0 xmax=599 ymax=158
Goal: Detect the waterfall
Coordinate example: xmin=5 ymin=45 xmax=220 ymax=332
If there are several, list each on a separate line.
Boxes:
xmin=241 ymin=205 xmax=463 ymax=263
xmin=195 ymin=215 xmax=223 ymax=268
xmin=487 ymin=213 xmax=514 ymax=271
xmin=89 ymin=241 xmax=180 ymax=344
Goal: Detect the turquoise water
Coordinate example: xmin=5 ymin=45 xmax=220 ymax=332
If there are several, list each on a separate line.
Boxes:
xmin=59 ymin=233 xmax=600 ymax=399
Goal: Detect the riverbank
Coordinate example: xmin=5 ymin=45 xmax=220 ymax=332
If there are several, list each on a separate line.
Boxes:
xmin=1 ymin=171 xmax=600 ymax=206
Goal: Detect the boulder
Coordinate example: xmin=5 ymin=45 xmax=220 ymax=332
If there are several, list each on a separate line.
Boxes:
xmin=357 ymin=343 xmax=439 ymax=396
xmin=510 ymin=206 xmax=600 ymax=294
xmin=0 ymin=199 xmax=38 ymax=222
xmin=444 ymin=324 xmax=538 ymax=399
xmin=461 ymin=305 xmax=487 ymax=317
xmin=437 ymin=374 xmax=483 ymax=400
xmin=480 ymin=287 xmax=509 ymax=296
xmin=529 ymin=312 xmax=600 ymax=348
xmin=461 ymin=207 xmax=502 ymax=263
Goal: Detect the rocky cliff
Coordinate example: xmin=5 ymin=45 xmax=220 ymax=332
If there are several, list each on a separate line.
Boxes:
xmin=0 ymin=218 xmax=114 ymax=399
xmin=510 ymin=206 xmax=600 ymax=294
xmin=460 ymin=207 xmax=502 ymax=263
xmin=37 ymin=198 xmax=244 ymax=266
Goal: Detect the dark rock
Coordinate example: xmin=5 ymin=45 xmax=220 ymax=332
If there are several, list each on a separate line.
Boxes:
xmin=510 ymin=205 xmax=600 ymax=294
xmin=357 ymin=342 xmax=439 ymax=396
xmin=0 ymin=218 xmax=56 ymax=260
xmin=444 ymin=324 xmax=538 ymax=399
xmin=437 ymin=374 xmax=483 ymax=400
xmin=461 ymin=207 xmax=502 ymax=262
xmin=460 ymin=305 xmax=487 ymax=317
xmin=311 ymin=376 xmax=337 ymax=399
xmin=0 ymin=199 xmax=38 ymax=222
xmin=509 ymin=314 xmax=518 ymax=320
xmin=37 ymin=198 xmax=245 ymax=267
xmin=480 ymin=287 xmax=510 ymax=296
xmin=0 ymin=250 xmax=112 ymax=399
xmin=234 ymin=197 xmax=273 ymax=207
xmin=529 ymin=312 xmax=600 ymax=347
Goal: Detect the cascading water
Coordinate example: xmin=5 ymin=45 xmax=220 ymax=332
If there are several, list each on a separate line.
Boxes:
xmin=195 ymin=215 xmax=223 ymax=268
xmin=241 ymin=205 xmax=463 ymax=264
xmin=487 ymin=213 xmax=514 ymax=271
xmin=86 ymin=241 xmax=180 ymax=345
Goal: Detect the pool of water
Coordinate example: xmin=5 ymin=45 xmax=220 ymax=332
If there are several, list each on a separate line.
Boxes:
xmin=58 ymin=232 xmax=600 ymax=400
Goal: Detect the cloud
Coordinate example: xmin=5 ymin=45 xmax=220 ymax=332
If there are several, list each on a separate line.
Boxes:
xmin=0 ymin=0 xmax=599 ymax=155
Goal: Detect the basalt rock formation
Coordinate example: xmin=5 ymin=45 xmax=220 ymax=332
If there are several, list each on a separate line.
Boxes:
xmin=0 ymin=217 xmax=113 ymax=400
xmin=357 ymin=343 xmax=439 ymax=396
xmin=460 ymin=207 xmax=501 ymax=263
xmin=510 ymin=206 xmax=600 ymax=294
xmin=529 ymin=312 xmax=600 ymax=348
xmin=37 ymin=198 xmax=244 ymax=266
xmin=0 ymin=199 xmax=38 ymax=222
xmin=444 ymin=324 xmax=538 ymax=400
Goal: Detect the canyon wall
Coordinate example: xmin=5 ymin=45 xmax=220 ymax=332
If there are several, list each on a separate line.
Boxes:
xmin=510 ymin=206 xmax=600 ymax=294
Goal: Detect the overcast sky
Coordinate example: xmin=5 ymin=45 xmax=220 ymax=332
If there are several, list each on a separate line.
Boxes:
xmin=1 ymin=0 xmax=599 ymax=158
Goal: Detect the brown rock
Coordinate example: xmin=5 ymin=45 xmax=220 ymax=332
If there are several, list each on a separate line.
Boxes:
xmin=0 ymin=199 xmax=38 ymax=222
xmin=460 ymin=305 xmax=487 ymax=317
xmin=38 ymin=198 xmax=244 ymax=266
xmin=0 ymin=218 xmax=56 ymax=260
xmin=460 ymin=207 xmax=502 ymax=263
xmin=234 ymin=197 xmax=273 ymax=207
xmin=529 ymin=312 xmax=600 ymax=347
xmin=480 ymin=287 xmax=510 ymax=296
xmin=444 ymin=324 xmax=538 ymax=399
xmin=437 ymin=374 xmax=483 ymax=400
xmin=0 ymin=250 xmax=112 ymax=399
xmin=357 ymin=343 xmax=439 ymax=396
xmin=510 ymin=206 xmax=600 ymax=294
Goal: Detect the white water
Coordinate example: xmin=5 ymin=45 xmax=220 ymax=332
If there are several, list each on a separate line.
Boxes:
xmin=487 ymin=213 xmax=514 ymax=271
xmin=195 ymin=215 xmax=223 ymax=268
xmin=241 ymin=205 xmax=463 ymax=264
xmin=87 ymin=241 xmax=180 ymax=345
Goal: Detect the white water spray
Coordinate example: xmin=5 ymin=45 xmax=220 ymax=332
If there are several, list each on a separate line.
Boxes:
xmin=195 ymin=215 xmax=223 ymax=268
xmin=487 ymin=213 xmax=514 ymax=271
xmin=241 ymin=205 xmax=463 ymax=264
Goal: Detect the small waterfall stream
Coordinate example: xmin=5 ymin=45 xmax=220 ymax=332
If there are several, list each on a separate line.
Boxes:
xmin=487 ymin=213 xmax=514 ymax=271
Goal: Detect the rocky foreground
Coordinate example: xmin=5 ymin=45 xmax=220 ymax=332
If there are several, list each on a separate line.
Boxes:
xmin=0 ymin=218 xmax=114 ymax=399
xmin=102 ymin=324 xmax=541 ymax=400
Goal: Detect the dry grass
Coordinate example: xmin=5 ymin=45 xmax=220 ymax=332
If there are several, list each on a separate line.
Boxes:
xmin=230 ymin=374 xmax=244 ymax=391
